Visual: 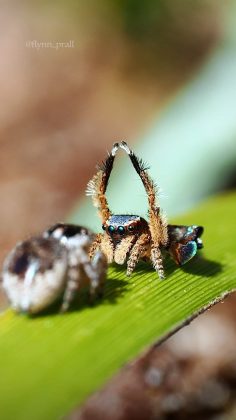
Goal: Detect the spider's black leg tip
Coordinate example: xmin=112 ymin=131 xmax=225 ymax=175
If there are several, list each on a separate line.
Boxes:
xmin=197 ymin=226 xmax=204 ymax=237
xmin=111 ymin=143 xmax=119 ymax=156
xmin=120 ymin=141 xmax=133 ymax=156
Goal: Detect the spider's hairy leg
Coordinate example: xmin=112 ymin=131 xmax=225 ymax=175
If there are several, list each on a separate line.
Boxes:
xmin=150 ymin=245 xmax=165 ymax=280
xmin=126 ymin=233 xmax=150 ymax=276
xmin=60 ymin=265 xmax=81 ymax=312
xmin=89 ymin=251 xmax=107 ymax=300
xmin=119 ymin=141 xmax=168 ymax=249
xmin=89 ymin=233 xmax=114 ymax=264
xmin=60 ymin=248 xmax=107 ymax=312
xmin=114 ymin=235 xmax=136 ymax=265
xmin=89 ymin=233 xmax=102 ymax=258
xmin=86 ymin=143 xmax=119 ymax=223
xmin=100 ymin=234 xmax=114 ymax=264
xmin=119 ymin=141 xmax=160 ymax=216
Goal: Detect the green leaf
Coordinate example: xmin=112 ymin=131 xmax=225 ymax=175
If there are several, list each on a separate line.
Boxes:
xmin=0 ymin=192 xmax=236 ymax=419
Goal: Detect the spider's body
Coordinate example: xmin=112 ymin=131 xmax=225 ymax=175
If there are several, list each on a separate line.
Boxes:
xmin=2 ymin=223 xmax=107 ymax=314
xmin=101 ymin=214 xmax=152 ymax=274
xmin=87 ymin=142 xmax=204 ymax=279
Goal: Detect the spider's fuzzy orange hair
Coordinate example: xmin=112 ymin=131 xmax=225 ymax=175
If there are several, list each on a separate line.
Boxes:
xmin=86 ymin=143 xmax=119 ymax=223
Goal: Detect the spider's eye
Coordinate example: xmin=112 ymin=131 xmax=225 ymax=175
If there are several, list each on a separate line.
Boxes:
xmin=108 ymin=225 xmax=115 ymax=234
xmin=118 ymin=226 xmax=125 ymax=234
xmin=128 ymin=225 xmax=134 ymax=232
xmin=102 ymin=224 xmax=106 ymax=230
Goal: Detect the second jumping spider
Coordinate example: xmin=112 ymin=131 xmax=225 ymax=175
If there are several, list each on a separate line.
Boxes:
xmin=2 ymin=224 xmax=107 ymax=314
xmin=87 ymin=142 xmax=203 ymax=279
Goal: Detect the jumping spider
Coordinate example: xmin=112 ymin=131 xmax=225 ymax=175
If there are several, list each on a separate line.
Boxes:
xmin=87 ymin=141 xmax=204 ymax=279
xmin=2 ymin=223 xmax=107 ymax=314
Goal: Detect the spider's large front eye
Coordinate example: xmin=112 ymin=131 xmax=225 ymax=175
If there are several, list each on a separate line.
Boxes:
xmin=118 ymin=226 xmax=125 ymax=234
xmin=108 ymin=225 xmax=115 ymax=234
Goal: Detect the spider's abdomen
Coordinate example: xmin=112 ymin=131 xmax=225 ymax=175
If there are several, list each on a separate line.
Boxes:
xmin=2 ymin=237 xmax=68 ymax=314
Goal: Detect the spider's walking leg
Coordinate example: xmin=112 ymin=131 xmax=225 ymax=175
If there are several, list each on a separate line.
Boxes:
xmin=150 ymin=245 xmax=165 ymax=279
xmin=89 ymin=233 xmax=102 ymax=258
xmin=100 ymin=235 xmax=114 ymax=264
xmin=126 ymin=233 xmax=150 ymax=276
xmin=89 ymin=233 xmax=114 ymax=264
xmin=86 ymin=143 xmax=119 ymax=223
xmin=60 ymin=265 xmax=82 ymax=312
xmin=89 ymin=251 xmax=107 ymax=300
xmin=114 ymin=235 xmax=136 ymax=265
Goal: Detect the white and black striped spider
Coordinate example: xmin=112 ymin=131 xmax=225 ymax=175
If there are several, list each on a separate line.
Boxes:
xmin=2 ymin=224 xmax=107 ymax=314
xmin=87 ymin=142 xmax=204 ymax=279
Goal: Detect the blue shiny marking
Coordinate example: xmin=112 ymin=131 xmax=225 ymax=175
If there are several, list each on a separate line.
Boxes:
xmin=118 ymin=226 xmax=125 ymax=234
xmin=180 ymin=241 xmax=197 ymax=265
xmin=109 ymin=215 xmax=140 ymax=226
xmin=187 ymin=226 xmax=194 ymax=234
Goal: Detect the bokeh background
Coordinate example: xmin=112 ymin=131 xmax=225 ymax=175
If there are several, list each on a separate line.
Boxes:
xmin=1 ymin=0 xmax=235 ymax=261
xmin=2 ymin=0 xmax=236 ymax=304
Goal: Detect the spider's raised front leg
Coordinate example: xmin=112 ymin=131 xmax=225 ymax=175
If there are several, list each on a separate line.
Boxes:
xmin=126 ymin=233 xmax=150 ymax=276
xmin=120 ymin=141 xmax=168 ymax=279
xmin=86 ymin=143 xmax=119 ymax=224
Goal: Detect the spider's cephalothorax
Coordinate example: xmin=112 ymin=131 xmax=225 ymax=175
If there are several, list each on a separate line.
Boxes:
xmin=103 ymin=215 xmax=149 ymax=245
xmin=2 ymin=223 xmax=107 ymax=314
xmin=87 ymin=142 xmax=204 ymax=279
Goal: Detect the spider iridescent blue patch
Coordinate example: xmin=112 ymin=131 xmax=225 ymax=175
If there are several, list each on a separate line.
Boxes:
xmin=178 ymin=241 xmax=198 ymax=265
xmin=108 ymin=215 xmax=140 ymax=226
